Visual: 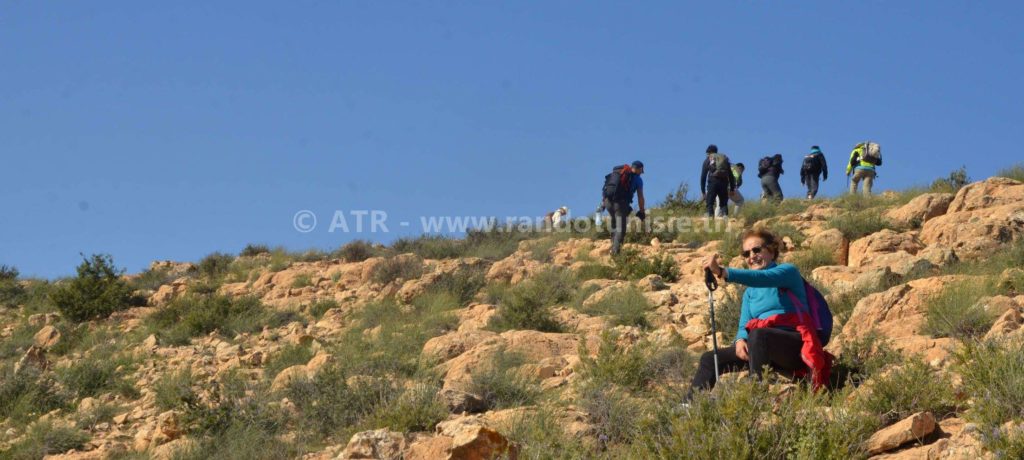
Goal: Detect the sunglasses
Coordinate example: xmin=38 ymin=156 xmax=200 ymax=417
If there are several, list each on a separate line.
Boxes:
xmin=741 ymin=246 xmax=765 ymax=258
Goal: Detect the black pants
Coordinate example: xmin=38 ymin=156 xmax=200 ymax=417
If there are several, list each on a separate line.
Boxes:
xmin=705 ymin=180 xmax=730 ymax=218
xmin=608 ymin=201 xmax=632 ymax=256
xmin=805 ymin=174 xmax=820 ymax=199
xmin=688 ymin=327 xmax=804 ymax=396
xmin=761 ymin=175 xmax=783 ymax=202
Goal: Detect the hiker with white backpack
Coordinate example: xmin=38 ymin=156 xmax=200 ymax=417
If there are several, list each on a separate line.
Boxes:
xmin=847 ymin=142 xmax=882 ymax=196
xmin=685 ymin=228 xmax=835 ymax=400
xmin=699 ymin=144 xmax=736 ymax=219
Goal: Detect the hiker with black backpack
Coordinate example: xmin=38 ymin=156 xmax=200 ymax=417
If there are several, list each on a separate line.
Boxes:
xmin=699 ymin=144 xmax=736 ymax=219
xmin=847 ymin=142 xmax=882 ymax=196
xmin=757 ymin=153 xmax=785 ymax=202
xmin=800 ymin=146 xmax=828 ymax=199
xmin=601 ymin=161 xmax=645 ymax=256
xmin=685 ymin=227 xmax=834 ymax=401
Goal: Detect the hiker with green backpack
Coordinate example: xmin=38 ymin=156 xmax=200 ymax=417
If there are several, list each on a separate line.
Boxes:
xmin=800 ymin=146 xmax=828 ymax=199
xmin=685 ymin=227 xmax=835 ymax=401
xmin=601 ymin=161 xmax=646 ymax=256
xmin=847 ymin=142 xmax=882 ymax=196
xmin=699 ymin=144 xmax=736 ymax=219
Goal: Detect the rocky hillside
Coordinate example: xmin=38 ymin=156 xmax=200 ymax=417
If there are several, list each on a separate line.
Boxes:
xmin=3 ymin=172 xmax=1024 ymax=459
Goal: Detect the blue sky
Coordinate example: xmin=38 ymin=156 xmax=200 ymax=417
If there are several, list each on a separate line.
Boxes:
xmin=3 ymin=1 xmax=1023 ymax=278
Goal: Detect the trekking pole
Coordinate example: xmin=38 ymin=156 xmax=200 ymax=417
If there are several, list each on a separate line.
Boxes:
xmin=704 ymin=267 xmax=721 ymax=381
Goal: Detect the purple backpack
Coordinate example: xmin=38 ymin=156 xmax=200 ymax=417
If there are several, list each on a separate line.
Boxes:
xmin=781 ymin=279 xmax=834 ymax=345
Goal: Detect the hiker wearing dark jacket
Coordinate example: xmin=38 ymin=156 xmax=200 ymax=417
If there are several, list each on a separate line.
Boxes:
xmin=605 ymin=161 xmax=646 ymax=256
xmin=800 ymin=146 xmax=828 ymax=199
xmin=699 ymin=144 xmax=736 ymax=219
xmin=758 ymin=153 xmax=784 ymax=202
xmin=687 ymin=228 xmax=828 ymax=399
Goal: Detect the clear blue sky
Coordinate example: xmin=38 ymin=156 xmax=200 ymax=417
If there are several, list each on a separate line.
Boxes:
xmin=3 ymin=1 xmax=1023 ymax=278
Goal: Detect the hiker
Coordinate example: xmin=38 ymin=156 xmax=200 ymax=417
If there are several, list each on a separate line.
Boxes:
xmin=687 ymin=228 xmax=831 ymax=398
xmin=757 ymin=154 xmax=785 ymax=202
xmin=601 ymin=161 xmax=645 ymax=256
xmin=800 ymin=146 xmax=828 ymax=199
xmin=699 ymin=144 xmax=736 ymax=219
xmin=544 ymin=206 xmax=569 ymax=229
xmin=847 ymin=142 xmax=882 ymax=196
xmin=729 ymin=163 xmax=746 ymax=214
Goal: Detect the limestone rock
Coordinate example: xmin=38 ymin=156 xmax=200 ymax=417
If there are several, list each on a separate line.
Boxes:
xmin=271 ymin=365 xmax=311 ymax=392
xmin=437 ymin=388 xmax=487 ymax=414
xmin=32 ymin=325 xmax=61 ymax=349
xmin=848 ymin=230 xmax=924 ymax=268
xmin=947 ymin=176 xmax=1024 ymax=213
xmin=422 ymin=330 xmax=498 ymax=364
xmin=14 ymin=345 xmax=48 ymax=374
xmin=339 ymin=429 xmax=407 ymax=460
xmin=636 ymin=274 xmax=668 ymax=292
xmin=919 ymin=203 xmax=1024 ymax=260
xmin=866 ymin=412 xmax=937 ymax=455
xmin=885 ymin=193 xmax=954 ymax=228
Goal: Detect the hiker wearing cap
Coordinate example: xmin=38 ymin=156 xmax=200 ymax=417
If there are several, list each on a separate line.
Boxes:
xmin=847 ymin=142 xmax=882 ymax=196
xmin=728 ymin=163 xmax=746 ymax=215
xmin=601 ymin=161 xmax=645 ymax=256
xmin=800 ymin=146 xmax=829 ymax=199
xmin=757 ymin=153 xmax=785 ymax=202
xmin=686 ymin=228 xmax=833 ymax=399
xmin=699 ymin=145 xmax=736 ymax=219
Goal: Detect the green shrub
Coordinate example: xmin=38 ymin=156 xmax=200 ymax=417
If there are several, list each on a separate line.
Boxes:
xmin=826 ymin=210 xmax=895 ymax=240
xmin=0 ymin=264 xmax=24 ymax=308
xmin=577 ymin=383 xmax=644 ymax=444
xmin=528 ymin=236 xmax=564 ymax=263
xmin=788 ymin=245 xmax=838 ymax=274
xmin=55 ymin=347 xmax=138 ymax=399
xmin=954 ymin=340 xmax=1024 ymax=430
xmin=146 ymin=294 xmax=290 ymax=345
xmin=3 ymin=420 xmax=89 ymax=460
xmin=578 ymin=332 xmax=655 ymax=393
xmin=285 ymin=364 xmax=394 ymax=442
xmin=427 ymin=266 xmax=487 ymax=306
xmin=659 ymin=182 xmax=704 ymax=215
xmin=468 ymin=348 xmax=540 ymax=410
xmin=130 ymin=266 xmax=179 ymax=291
xmin=924 ymin=279 xmax=998 ymax=340
xmin=611 ymin=248 xmax=680 ymax=282
xmin=305 ymin=298 xmax=339 ymax=320
xmin=580 ymin=285 xmax=652 ymax=329
xmin=370 ymin=255 xmax=425 ymax=285
xmin=75 ymin=401 xmax=122 ymax=431
xmin=833 ymin=331 xmax=900 ymax=386
xmin=0 ymin=264 xmax=18 ymax=280
xmin=50 ymin=254 xmax=135 ymax=323
xmin=636 ymin=381 xmax=878 ymax=459
xmin=996 ymin=163 xmax=1024 ymax=182
xmin=929 ymin=166 xmax=970 ymax=193
xmin=486 ymin=267 xmax=576 ymax=333
xmin=369 ymin=382 xmax=447 ymax=433
xmin=0 ymin=321 xmax=37 ymax=362
xmin=853 ymin=357 xmax=956 ymax=425
xmin=291 ymin=273 xmax=313 ymax=288
xmin=263 ymin=343 xmax=315 ymax=380
xmin=463 ymin=226 xmax=543 ymax=260
xmin=0 ymin=366 xmax=70 ymax=425
xmin=575 ymin=263 xmax=617 ymax=281
xmin=197 ymin=252 xmax=235 ymax=279
xmin=154 ymin=368 xmax=198 ymax=412
xmin=391 ymin=235 xmax=467 ymax=259
xmin=333 ymin=239 xmax=382 ymax=262
xmin=239 ymin=244 xmax=271 ymax=257
xmin=502 ymin=406 xmax=592 ymax=458
xmin=738 ymin=200 xmax=809 ymax=224
xmin=770 ymin=222 xmax=807 ymax=247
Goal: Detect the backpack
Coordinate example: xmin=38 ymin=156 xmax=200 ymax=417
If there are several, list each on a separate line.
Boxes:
xmin=709 ymin=153 xmax=732 ymax=180
xmin=602 ymin=164 xmax=635 ymax=202
xmin=757 ymin=156 xmax=773 ymax=177
xmin=862 ymin=142 xmax=882 ymax=166
xmin=801 ymin=154 xmax=823 ymax=176
xmin=781 ymin=278 xmax=834 ymax=345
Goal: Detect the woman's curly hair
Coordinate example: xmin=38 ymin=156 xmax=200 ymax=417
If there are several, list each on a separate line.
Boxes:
xmin=740 ymin=227 xmax=784 ymax=256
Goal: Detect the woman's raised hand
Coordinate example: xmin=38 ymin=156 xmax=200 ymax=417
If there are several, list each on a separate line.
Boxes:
xmin=703 ymin=253 xmax=724 ymax=279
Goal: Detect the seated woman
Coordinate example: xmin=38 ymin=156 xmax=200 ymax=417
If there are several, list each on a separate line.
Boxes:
xmin=688 ymin=228 xmax=827 ymax=397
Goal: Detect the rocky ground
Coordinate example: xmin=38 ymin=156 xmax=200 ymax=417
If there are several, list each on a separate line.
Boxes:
xmin=2 ymin=175 xmax=1024 ymax=459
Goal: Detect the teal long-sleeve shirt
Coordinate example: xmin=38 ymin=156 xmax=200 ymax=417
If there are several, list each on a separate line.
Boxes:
xmin=724 ymin=263 xmax=808 ymax=343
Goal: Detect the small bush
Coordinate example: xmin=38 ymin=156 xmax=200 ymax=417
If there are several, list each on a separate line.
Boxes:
xmin=854 ymin=357 xmax=956 ymax=425
xmin=834 ymin=330 xmax=900 ymax=386
xmin=770 ymin=222 xmax=807 ymax=247
xmin=486 ymin=267 xmax=576 ymax=333
xmin=427 ymin=266 xmax=487 ymax=306
xmin=580 ymin=285 xmax=652 ymax=329
xmin=370 ymin=255 xmax=425 ymax=285
xmin=611 ymin=248 xmax=680 ymax=282
xmin=305 ymin=298 xmax=340 ymax=319
xmin=738 ymin=199 xmax=809 ymax=224
xmin=146 ymin=294 xmax=290 ymax=345
xmin=578 ymin=332 xmax=655 ymax=393
xmin=924 ymin=279 xmax=998 ymax=340
xmin=659 ymin=182 xmax=704 ymax=214
xmin=0 ymin=265 xmax=23 ymax=308
xmin=56 ymin=347 xmax=138 ymax=399
xmin=291 ymin=273 xmax=313 ymax=288
xmin=788 ymin=244 xmax=838 ymax=274
xmin=263 ymin=343 xmax=315 ymax=379
xmin=130 ymin=266 xmax=178 ymax=291
xmin=285 ymin=364 xmax=394 ymax=441
xmin=827 ymin=210 xmax=895 ymax=240
xmin=197 ymin=251 xmax=235 ymax=279
xmin=0 ymin=366 xmax=70 ymax=424
xmin=954 ymin=339 xmax=1024 ymax=455
xmin=929 ymin=166 xmax=970 ymax=193
xmin=527 ymin=236 xmax=563 ymax=263
xmin=574 ymin=262 xmax=617 ymax=281
xmin=996 ymin=163 xmax=1024 ymax=182
xmin=391 ymin=235 xmax=467 ymax=259
xmin=468 ymin=348 xmax=540 ymax=411
xmin=333 ymin=240 xmax=381 ymax=262
xmin=369 ymin=382 xmax=448 ymax=433
xmin=503 ymin=406 xmax=592 ymax=458
xmin=0 ymin=264 xmax=18 ymax=280
xmin=239 ymin=244 xmax=271 ymax=257
xmin=577 ymin=383 xmax=644 ymax=444
xmin=50 ymin=254 xmax=135 ymax=323
xmin=154 ymin=368 xmax=198 ymax=411
xmin=3 ymin=420 xmax=89 ymax=459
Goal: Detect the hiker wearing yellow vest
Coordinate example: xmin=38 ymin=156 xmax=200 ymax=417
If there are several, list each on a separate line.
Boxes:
xmin=846 ymin=142 xmax=881 ymax=196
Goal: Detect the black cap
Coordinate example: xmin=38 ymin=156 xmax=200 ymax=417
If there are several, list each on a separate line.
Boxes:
xmin=706 ymin=144 xmax=718 ymax=154
xmin=631 ymin=160 xmax=644 ymax=169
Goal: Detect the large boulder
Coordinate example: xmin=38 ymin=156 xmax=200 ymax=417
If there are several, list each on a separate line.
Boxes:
xmin=919 ymin=204 xmax=1024 ymax=260
xmin=437 ymin=330 xmax=592 ymax=390
xmin=339 ymin=429 xmax=408 ymax=460
xmin=803 ymin=228 xmax=849 ymax=266
xmin=884 ymin=193 xmax=954 ymax=228
xmin=811 ymin=265 xmax=900 ymax=297
xmin=848 ymin=230 xmax=925 ymax=268
xmin=947 ymin=177 xmax=1024 ymax=213
xmin=866 ymin=412 xmax=937 ymax=455
xmin=422 ymin=330 xmax=499 ymax=363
